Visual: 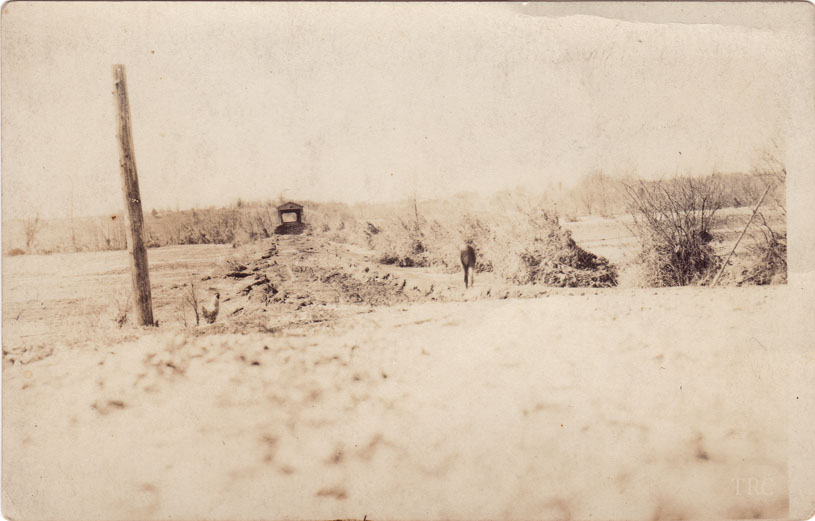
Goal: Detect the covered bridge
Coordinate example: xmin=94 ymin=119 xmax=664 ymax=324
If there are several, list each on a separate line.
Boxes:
xmin=277 ymin=202 xmax=303 ymax=224
xmin=275 ymin=202 xmax=306 ymax=235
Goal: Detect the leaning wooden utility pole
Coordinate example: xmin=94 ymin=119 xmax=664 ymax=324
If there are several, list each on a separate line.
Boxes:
xmin=112 ymin=64 xmax=155 ymax=326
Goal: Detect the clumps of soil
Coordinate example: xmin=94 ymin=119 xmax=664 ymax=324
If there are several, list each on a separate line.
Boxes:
xmin=142 ymin=345 xmax=189 ymax=379
xmin=3 ymin=344 xmax=55 ymax=365
xmin=206 ymin=237 xmax=417 ymax=333
xmin=232 ymin=258 xmax=409 ymax=309
xmin=315 ymin=485 xmax=347 ymax=500
xmin=91 ymin=399 xmax=126 ymax=415
xmin=241 ymin=274 xmax=276 ymax=298
xmin=365 ymin=222 xmax=380 ymax=235
xmin=131 ymin=335 xmax=213 ymax=392
xmin=379 ymin=250 xmax=426 ymax=268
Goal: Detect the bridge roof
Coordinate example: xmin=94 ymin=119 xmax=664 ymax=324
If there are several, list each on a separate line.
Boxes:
xmin=277 ymin=202 xmax=304 ymax=211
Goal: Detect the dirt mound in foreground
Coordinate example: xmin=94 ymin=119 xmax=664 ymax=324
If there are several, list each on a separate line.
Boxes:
xmin=201 ymin=237 xmax=422 ymax=333
xmin=183 ymin=231 xmax=615 ymax=334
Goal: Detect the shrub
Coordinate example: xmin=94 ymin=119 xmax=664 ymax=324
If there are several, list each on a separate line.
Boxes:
xmin=374 ymin=218 xmax=432 ymax=268
xmin=623 ymin=175 xmax=724 ymax=286
xmin=112 ymin=290 xmax=132 ymax=328
xmin=740 ymin=212 xmax=787 ymax=285
xmin=496 ymin=208 xmax=617 ymax=287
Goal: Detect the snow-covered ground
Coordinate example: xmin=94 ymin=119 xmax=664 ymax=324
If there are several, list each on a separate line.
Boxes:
xmin=4 ymin=284 xmax=806 ymax=520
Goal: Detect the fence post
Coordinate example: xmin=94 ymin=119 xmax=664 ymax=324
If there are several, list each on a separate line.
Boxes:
xmin=113 ymin=64 xmax=155 ymax=326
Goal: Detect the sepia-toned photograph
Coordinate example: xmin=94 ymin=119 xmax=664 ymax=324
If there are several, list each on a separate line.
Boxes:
xmin=2 ymin=2 xmax=814 ymax=520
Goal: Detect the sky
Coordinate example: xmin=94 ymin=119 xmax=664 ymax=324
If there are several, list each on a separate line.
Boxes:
xmin=1 ymin=2 xmax=813 ymax=219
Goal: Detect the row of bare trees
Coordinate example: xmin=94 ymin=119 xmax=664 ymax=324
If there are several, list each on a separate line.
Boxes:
xmin=564 ymin=169 xmax=785 ymax=219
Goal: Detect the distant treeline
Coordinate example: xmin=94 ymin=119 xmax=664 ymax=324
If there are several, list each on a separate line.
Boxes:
xmin=4 ymin=171 xmax=785 ymax=256
xmin=550 ymin=170 xmax=784 ymax=220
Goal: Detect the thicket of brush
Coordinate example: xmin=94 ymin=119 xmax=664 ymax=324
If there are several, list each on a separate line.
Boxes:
xmin=623 ymin=176 xmax=724 ymax=286
xmin=307 ymin=200 xmax=618 ymax=288
xmin=503 ymin=209 xmax=617 ymax=287
xmin=739 ymin=212 xmax=787 ymax=285
xmin=622 ymin=170 xmax=786 ymax=287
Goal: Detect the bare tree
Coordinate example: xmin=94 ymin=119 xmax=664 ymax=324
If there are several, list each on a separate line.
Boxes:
xmin=24 ymin=214 xmax=42 ymax=251
xmin=112 ymin=290 xmax=133 ymax=328
xmin=183 ymin=272 xmax=201 ymax=326
xmin=578 ymin=185 xmax=594 ymax=216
